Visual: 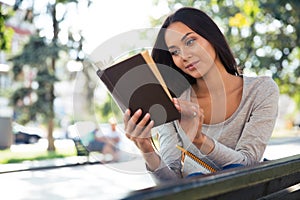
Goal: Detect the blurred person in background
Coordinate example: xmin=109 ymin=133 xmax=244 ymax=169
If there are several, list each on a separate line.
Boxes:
xmin=88 ymin=117 xmax=120 ymax=162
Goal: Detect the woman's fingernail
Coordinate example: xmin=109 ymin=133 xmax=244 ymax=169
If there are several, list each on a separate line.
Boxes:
xmin=149 ymin=120 xmax=154 ymax=126
xmin=193 ymin=111 xmax=197 ymax=118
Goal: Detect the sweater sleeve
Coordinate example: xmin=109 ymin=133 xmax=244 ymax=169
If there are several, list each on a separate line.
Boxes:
xmin=207 ymin=77 xmax=279 ymax=167
xmin=145 ymin=122 xmax=182 ymax=183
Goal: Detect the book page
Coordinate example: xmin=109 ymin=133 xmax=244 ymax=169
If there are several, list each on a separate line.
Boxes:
xmin=141 ymin=51 xmax=173 ymax=100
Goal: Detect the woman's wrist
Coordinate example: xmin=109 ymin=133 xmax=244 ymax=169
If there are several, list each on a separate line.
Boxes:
xmin=193 ymin=133 xmax=215 ymax=155
xmin=137 ymin=138 xmax=155 ymax=153
xmin=142 ymin=151 xmax=161 ymax=171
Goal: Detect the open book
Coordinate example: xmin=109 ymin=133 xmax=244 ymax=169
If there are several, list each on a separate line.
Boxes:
xmin=96 ymin=51 xmax=180 ymax=127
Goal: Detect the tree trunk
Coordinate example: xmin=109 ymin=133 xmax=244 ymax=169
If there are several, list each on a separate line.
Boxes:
xmin=47 ymin=117 xmax=55 ymax=151
xmin=47 ymin=57 xmax=56 ymax=151
xmin=47 ymin=2 xmax=58 ymax=152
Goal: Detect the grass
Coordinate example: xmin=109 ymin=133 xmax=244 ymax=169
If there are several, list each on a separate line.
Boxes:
xmin=0 ymin=150 xmax=71 ymax=164
xmin=0 ymin=139 xmax=77 ymax=164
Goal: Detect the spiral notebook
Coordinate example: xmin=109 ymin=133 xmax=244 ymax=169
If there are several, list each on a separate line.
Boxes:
xmin=176 ymin=145 xmax=218 ymax=175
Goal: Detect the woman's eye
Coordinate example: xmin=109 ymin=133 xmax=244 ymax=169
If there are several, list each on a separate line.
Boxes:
xmin=170 ymin=49 xmax=180 ymax=56
xmin=186 ymin=38 xmax=195 ymax=46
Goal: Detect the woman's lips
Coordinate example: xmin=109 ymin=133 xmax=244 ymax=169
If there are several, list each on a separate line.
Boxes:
xmin=185 ymin=60 xmax=199 ymax=70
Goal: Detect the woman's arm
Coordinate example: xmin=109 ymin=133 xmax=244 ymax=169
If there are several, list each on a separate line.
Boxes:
xmin=148 ymin=122 xmax=182 ymax=182
xmin=123 ymin=109 xmax=182 ymax=182
xmin=207 ymin=78 xmax=280 ymax=167
xmin=124 ymin=109 xmax=159 ymax=169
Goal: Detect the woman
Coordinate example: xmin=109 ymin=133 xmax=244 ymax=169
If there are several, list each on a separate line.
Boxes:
xmin=124 ymin=7 xmax=279 ymax=182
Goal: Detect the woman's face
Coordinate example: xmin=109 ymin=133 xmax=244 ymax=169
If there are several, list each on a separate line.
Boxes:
xmin=165 ymin=22 xmax=217 ymax=79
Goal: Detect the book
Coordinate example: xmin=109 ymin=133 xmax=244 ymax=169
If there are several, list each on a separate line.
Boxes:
xmin=96 ymin=51 xmax=180 ymax=127
xmin=176 ymin=145 xmax=218 ymax=175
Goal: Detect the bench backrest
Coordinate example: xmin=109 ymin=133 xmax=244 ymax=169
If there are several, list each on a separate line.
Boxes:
xmin=123 ymin=154 xmax=300 ymax=200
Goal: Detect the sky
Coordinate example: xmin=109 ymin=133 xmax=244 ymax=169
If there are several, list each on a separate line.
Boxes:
xmin=81 ymin=0 xmax=169 ymax=54
xmin=83 ymin=0 xmax=152 ymax=52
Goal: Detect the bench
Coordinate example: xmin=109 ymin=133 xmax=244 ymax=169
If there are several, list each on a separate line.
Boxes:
xmin=123 ymin=154 xmax=300 ymax=200
xmin=72 ymin=137 xmax=89 ymax=156
xmin=72 ymin=137 xmax=112 ymax=163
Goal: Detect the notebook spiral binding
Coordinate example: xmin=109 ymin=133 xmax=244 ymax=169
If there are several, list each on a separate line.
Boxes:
xmin=176 ymin=145 xmax=217 ymax=173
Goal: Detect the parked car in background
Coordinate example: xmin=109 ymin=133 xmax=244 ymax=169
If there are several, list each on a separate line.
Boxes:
xmin=12 ymin=123 xmax=44 ymax=144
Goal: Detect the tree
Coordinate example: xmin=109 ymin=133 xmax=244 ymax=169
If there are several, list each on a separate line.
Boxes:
xmin=9 ymin=0 xmax=91 ymax=151
xmin=259 ymin=1 xmax=300 ymax=108
xmin=151 ymin=0 xmax=300 ymax=107
xmin=0 ymin=3 xmax=14 ymax=51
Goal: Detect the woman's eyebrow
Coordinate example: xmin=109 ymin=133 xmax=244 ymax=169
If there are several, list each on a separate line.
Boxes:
xmin=181 ymin=32 xmax=193 ymax=42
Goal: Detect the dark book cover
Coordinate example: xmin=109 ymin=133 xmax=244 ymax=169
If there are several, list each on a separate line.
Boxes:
xmin=96 ymin=51 xmax=180 ymax=127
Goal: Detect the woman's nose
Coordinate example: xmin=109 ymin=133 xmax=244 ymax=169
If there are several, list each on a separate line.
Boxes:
xmin=180 ymin=48 xmax=192 ymax=60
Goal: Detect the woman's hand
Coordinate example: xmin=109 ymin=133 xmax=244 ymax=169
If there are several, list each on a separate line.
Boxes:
xmin=173 ymin=98 xmax=205 ymax=145
xmin=124 ymin=109 xmax=155 ymax=153
xmin=173 ymin=98 xmax=214 ymax=154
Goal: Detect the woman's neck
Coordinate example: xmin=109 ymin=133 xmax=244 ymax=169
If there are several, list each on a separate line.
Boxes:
xmin=192 ymin=64 xmax=232 ymax=98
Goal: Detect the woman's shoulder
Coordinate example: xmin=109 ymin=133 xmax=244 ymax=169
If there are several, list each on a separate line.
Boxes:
xmin=243 ymin=75 xmax=279 ymax=103
xmin=243 ymin=75 xmax=279 ymax=92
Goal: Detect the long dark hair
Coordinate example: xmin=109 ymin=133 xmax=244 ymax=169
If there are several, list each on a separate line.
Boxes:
xmin=152 ymin=7 xmax=239 ymax=96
